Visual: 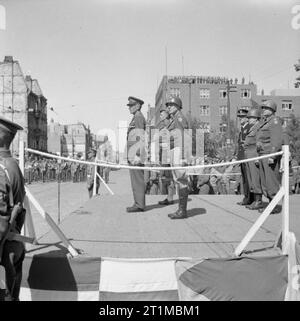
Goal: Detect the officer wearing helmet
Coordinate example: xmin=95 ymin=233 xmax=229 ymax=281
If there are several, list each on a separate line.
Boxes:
xmin=164 ymin=96 xmax=189 ymax=219
xmin=236 ymin=108 xmax=253 ymax=206
xmin=126 ymin=96 xmax=146 ymax=213
xmin=256 ymin=100 xmax=283 ymax=214
xmin=243 ymin=108 xmax=264 ymax=210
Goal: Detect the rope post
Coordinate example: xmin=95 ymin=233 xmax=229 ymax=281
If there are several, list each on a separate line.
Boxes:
xmin=282 ymin=145 xmax=290 ymax=255
xmin=93 ymin=157 xmax=98 ymax=197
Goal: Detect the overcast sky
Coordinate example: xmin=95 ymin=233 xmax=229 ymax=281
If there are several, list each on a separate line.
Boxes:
xmin=0 ymin=0 xmax=299 ymax=140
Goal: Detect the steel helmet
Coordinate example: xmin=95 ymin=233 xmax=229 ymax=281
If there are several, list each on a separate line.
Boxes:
xmin=261 ymin=100 xmax=277 ymax=112
xmin=165 ymin=96 xmax=182 ymax=109
xmin=247 ymin=108 xmax=261 ymax=119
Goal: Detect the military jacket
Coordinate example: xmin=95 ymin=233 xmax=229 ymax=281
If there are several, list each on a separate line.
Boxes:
xmin=127 ymin=110 xmax=146 ymax=163
xmin=244 ymin=121 xmax=261 ymax=158
xmin=256 ymin=116 xmax=283 ymax=155
xmin=0 ymin=149 xmax=25 ymax=234
xmin=236 ymin=122 xmax=250 ymax=160
xmin=166 ymin=110 xmax=188 ymax=150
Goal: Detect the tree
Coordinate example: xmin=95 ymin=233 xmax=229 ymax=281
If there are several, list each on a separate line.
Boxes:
xmin=285 ymin=114 xmax=300 ymax=162
xmin=294 ymin=59 xmax=300 ymax=88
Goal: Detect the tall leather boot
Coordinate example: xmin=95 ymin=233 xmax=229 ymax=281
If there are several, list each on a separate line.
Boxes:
xmin=258 ymin=198 xmax=282 ymax=214
xmin=168 ymin=187 xmax=188 ymax=219
xmin=246 ymin=193 xmax=264 ymax=210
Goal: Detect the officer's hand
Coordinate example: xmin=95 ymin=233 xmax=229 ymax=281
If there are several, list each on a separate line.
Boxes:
xmin=268 ymin=158 xmax=274 ymax=165
xmin=133 ymin=155 xmax=141 ymax=165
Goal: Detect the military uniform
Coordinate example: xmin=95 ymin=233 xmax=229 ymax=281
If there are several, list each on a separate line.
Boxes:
xmin=256 ymin=115 xmax=283 ymax=199
xmin=236 ymin=108 xmax=253 ymax=205
xmin=0 ymin=117 xmax=25 ymax=301
xmin=165 ymin=97 xmax=189 ymax=219
xmin=157 ymin=112 xmax=175 ymax=205
xmin=243 ymin=108 xmax=264 ymax=210
xmin=126 ymin=97 xmax=146 ymax=212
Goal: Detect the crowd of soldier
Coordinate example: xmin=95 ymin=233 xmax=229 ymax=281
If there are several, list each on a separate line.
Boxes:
xmin=23 ymin=157 xmax=88 ymax=184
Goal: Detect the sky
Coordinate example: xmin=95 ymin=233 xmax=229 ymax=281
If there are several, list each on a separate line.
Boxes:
xmin=0 ymin=0 xmax=299 ymax=145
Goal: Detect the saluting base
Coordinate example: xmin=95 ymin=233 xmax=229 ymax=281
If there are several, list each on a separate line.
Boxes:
xmin=18 ymin=194 xmax=300 ymax=301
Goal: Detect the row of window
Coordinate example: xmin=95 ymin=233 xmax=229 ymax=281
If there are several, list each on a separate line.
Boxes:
xmin=169 ymin=88 xmax=251 ymax=99
xmin=198 ymin=102 xmax=294 ymax=116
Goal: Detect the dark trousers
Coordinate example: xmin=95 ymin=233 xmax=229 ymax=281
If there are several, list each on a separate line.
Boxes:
xmin=129 ymin=168 xmax=145 ymax=209
xmin=1 ymin=240 xmax=25 ymax=301
xmin=259 ymin=157 xmax=281 ymax=199
xmin=246 ymin=161 xmax=262 ymax=194
xmin=241 ymin=163 xmax=251 ymax=201
xmin=88 ymin=184 xmax=99 ymax=198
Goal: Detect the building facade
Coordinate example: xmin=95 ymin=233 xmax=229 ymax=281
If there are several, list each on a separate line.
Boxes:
xmin=155 ymin=75 xmax=257 ymax=132
xmin=256 ymin=88 xmax=300 ymax=126
xmin=61 ymin=123 xmax=92 ymax=159
xmin=0 ymin=56 xmax=47 ymax=154
xmin=47 ymin=119 xmax=63 ymax=155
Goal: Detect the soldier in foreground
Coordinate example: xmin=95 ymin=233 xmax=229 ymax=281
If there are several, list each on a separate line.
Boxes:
xmin=0 ymin=117 xmax=26 ymax=301
xmin=256 ymin=100 xmax=283 ymax=214
xmin=236 ymin=108 xmax=253 ymax=206
xmin=165 ymin=96 xmax=189 ymax=219
xmin=126 ymin=96 xmax=146 ymax=213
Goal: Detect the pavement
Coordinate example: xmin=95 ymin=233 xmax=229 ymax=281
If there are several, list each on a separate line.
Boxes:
xmin=24 ymin=169 xmax=300 ymax=259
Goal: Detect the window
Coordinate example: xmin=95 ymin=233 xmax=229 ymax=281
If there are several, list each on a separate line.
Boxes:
xmin=199 ymin=105 xmax=210 ymax=116
xmin=241 ymin=89 xmax=251 ymax=99
xmin=219 ymin=89 xmax=227 ymax=99
xmin=199 ymin=89 xmax=210 ymax=99
xmin=282 ymin=101 xmax=293 ymax=111
xmin=219 ymin=123 xmax=227 ymax=133
xmin=219 ymin=105 xmax=227 ymax=116
xmin=169 ymin=88 xmax=180 ymax=97
xmin=200 ymin=122 xmax=210 ymax=132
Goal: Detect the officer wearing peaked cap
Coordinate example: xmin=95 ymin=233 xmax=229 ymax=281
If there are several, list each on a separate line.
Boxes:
xmin=256 ymin=100 xmax=283 ymax=214
xmin=0 ymin=117 xmax=25 ymax=301
xmin=126 ymin=96 xmax=146 ymax=213
xmin=236 ymin=108 xmax=253 ymax=206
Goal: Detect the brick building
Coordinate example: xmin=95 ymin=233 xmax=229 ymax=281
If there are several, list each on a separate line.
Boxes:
xmin=256 ymin=88 xmax=300 ymax=126
xmin=155 ymin=75 xmax=257 ymax=133
xmin=0 ymin=56 xmax=47 ymax=154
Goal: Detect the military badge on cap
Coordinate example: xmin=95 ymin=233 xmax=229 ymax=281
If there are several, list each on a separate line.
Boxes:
xmin=127 ymin=96 xmax=144 ymax=107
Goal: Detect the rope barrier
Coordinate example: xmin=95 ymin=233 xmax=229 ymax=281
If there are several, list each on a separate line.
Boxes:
xmin=25 ymin=148 xmax=283 ymax=171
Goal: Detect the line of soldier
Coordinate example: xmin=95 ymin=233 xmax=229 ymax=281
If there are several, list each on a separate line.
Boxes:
xmin=236 ymin=100 xmax=285 ymax=214
xmin=24 ymin=157 xmax=88 ymax=184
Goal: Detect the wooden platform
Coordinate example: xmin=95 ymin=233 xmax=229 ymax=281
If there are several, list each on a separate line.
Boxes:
xmin=25 ymin=193 xmax=300 ymax=259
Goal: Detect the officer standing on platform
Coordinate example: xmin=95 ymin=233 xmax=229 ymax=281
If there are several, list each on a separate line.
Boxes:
xmin=86 ymin=148 xmax=100 ymax=198
xmin=256 ymin=100 xmax=283 ymax=214
xmin=165 ymin=96 xmax=189 ymax=219
xmin=126 ymin=96 xmax=146 ymax=213
xmin=158 ymin=107 xmax=175 ymax=206
xmin=243 ymin=108 xmax=264 ymax=210
xmin=236 ymin=108 xmax=253 ymax=206
xmin=0 ymin=117 xmax=26 ymax=301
